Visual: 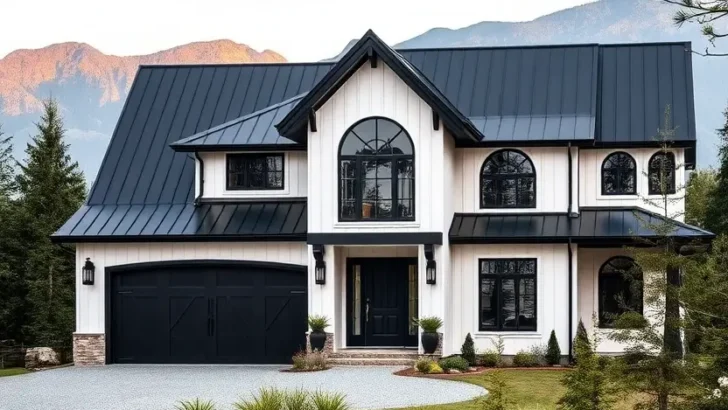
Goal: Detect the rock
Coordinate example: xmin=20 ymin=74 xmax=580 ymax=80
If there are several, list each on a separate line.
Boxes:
xmin=25 ymin=347 xmax=60 ymax=369
xmin=448 ymin=369 xmax=461 ymax=374
xmin=468 ymin=367 xmax=478 ymax=372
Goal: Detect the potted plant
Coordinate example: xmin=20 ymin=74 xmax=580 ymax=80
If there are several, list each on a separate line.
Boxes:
xmin=413 ymin=316 xmax=443 ymax=354
xmin=308 ymin=314 xmax=330 ymax=352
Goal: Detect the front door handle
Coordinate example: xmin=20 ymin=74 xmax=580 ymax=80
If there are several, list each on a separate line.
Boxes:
xmin=365 ymin=298 xmax=370 ymax=323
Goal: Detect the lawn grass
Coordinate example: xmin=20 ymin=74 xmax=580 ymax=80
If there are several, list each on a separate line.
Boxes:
xmin=0 ymin=367 xmax=29 ymax=378
xmin=394 ymin=369 xmax=642 ymax=410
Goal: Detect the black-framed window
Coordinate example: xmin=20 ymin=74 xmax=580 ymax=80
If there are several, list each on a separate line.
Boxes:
xmin=648 ymin=152 xmax=676 ymax=195
xmin=598 ymin=256 xmax=643 ymax=328
xmin=480 ymin=150 xmax=536 ymax=208
xmin=479 ymin=258 xmax=537 ymax=331
xmin=226 ymin=153 xmax=284 ymax=190
xmin=601 ymin=152 xmax=636 ymax=195
xmin=339 ymin=117 xmax=414 ymax=221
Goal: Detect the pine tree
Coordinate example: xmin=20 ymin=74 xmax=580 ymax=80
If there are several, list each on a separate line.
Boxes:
xmin=705 ymin=105 xmax=728 ymax=235
xmin=558 ymin=328 xmax=617 ymax=410
xmin=546 ymin=330 xmax=561 ymax=365
xmin=685 ymin=170 xmax=717 ymax=229
xmin=574 ymin=319 xmax=590 ymax=356
xmin=15 ymin=100 xmax=86 ymax=346
xmin=461 ymin=333 xmax=476 ymax=366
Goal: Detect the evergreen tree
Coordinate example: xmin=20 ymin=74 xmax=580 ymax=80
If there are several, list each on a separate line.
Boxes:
xmin=685 ymin=169 xmax=717 ymax=228
xmin=705 ymin=105 xmax=728 ymax=235
xmin=15 ymin=100 xmax=86 ymax=346
xmin=546 ymin=330 xmax=561 ymax=365
xmin=461 ymin=333 xmax=476 ymax=366
xmin=666 ymin=0 xmax=728 ymax=56
xmin=558 ymin=328 xmax=617 ymax=410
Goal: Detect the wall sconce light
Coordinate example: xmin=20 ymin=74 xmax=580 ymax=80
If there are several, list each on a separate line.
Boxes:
xmin=313 ymin=245 xmax=326 ymax=285
xmin=82 ymin=258 xmax=95 ymax=285
xmin=424 ymin=244 xmax=436 ymax=285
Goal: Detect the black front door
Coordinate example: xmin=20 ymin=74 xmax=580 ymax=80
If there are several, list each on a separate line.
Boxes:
xmin=347 ymin=258 xmax=417 ymax=347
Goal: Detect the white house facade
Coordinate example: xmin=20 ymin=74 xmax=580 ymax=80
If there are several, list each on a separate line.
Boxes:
xmin=54 ymin=31 xmax=713 ymax=365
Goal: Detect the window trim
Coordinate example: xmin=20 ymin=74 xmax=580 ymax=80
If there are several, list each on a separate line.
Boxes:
xmin=337 ymin=116 xmax=416 ymax=222
xmin=600 ymin=151 xmax=637 ymax=196
xmin=225 ymin=153 xmax=285 ymax=191
xmin=478 ymin=258 xmax=538 ymax=332
xmin=597 ymin=256 xmax=644 ymax=329
xmin=479 ymin=149 xmax=537 ymax=209
xmin=648 ymin=151 xmax=676 ymax=195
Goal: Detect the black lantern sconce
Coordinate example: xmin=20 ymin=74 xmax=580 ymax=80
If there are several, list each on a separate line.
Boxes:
xmin=82 ymin=258 xmax=95 ymax=285
xmin=424 ymin=244 xmax=436 ymax=285
xmin=313 ymin=245 xmax=326 ymax=285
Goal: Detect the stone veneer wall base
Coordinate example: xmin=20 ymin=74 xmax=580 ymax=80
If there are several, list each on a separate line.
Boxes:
xmin=73 ymin=333 xmax=105 ymax=366
xmin=305 ymin=332 xmax=334 ymax=356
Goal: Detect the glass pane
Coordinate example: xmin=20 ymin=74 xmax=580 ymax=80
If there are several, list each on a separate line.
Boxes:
xmin=353 ymin=266 xmax=361 ymax=336
xmin=351 ymin=120 xmax=376 ymax=143
xmin=518 ymin=278 xmax=536 ymax=329
xmin=480 ymin=278 xmax=497 ymax=328
xmin=376 ymin=200 xmax=392 ymax=218
xmin=267 ymin=171 xmax=283 ymax=188
xmin=389 ymin=133 xmax=412 ymax=155
xmin=408 ymin=264 xmax=418 ymax=335
xmin=341 ymin=133 xmax=368 ymax=155
xmin=501 ymin=279 xmax=517 ymax=330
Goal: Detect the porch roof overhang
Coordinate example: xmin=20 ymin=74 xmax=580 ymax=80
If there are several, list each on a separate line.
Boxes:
xmin=449 ymin=207 xmax=714 ymax=245
xmin=307 ymin=232 xmax=442 ymax=246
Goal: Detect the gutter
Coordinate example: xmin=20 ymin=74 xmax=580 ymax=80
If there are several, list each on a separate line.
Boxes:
xmin=194 ymin=152 xmax=204 ymax=206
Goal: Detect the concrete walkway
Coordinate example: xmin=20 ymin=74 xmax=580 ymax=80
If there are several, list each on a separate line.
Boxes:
xmin=0 ymin=365 xmax=486 ymax=410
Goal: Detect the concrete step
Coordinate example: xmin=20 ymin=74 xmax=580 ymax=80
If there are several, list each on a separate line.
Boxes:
xmin=328 ymin=357 xmax=416 ymax=366
xmin=329 ymin=349 xmax=419 ymax=360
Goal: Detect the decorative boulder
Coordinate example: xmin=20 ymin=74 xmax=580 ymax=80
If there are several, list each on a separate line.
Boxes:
xmin=25 ymin=347 xmax=60 ymax=369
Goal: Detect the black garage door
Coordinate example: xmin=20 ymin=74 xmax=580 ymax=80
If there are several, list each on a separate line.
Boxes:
xmin=109 ymin=262 xmax=307 ymax=364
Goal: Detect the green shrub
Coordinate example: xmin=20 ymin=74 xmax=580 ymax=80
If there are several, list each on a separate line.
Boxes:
xmin=283 ymin=389 xmax=311 ymax=410
xmin=308 ymin=315 xmax=330 ymax=332
xmin=479 ymin=351 xmax=500 ymax=367
xmin=546 ymin=330 xmax=561 ymax=365
xmin=528 ymin=343 xmax=548 ymax=366
xmin=513 ymin=350 xmax=539 ymax=367
xmin=428 ymin=363 xmax=443 ymax=374
xmin=412 ymin=316 xmax=443 ymax=333
xmin=439 ymin=355 xmax=470 ymax=372
xmin=290 ymin=350 xmax=328 ymax=372
xmin=558 ymin=332 xmax=617 ymax=410
xmin=292 ymin=351 xmax=307 ymax=370
xmin=176 ymin=399 xmax=216 ymax=410
xmin=461 ymin=333 xmax=476 ymax=366
xmin=476 ymin=370 xmax=514 ymax=410
xmin=572 ymin=319 xmax=589 ymax=363
xmin=310 ymin=391 xmax=349 ymax=410
xmin=415 ymin=357 xmax=434 ymax=373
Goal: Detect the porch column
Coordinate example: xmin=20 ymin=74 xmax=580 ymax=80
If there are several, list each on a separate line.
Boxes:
xmin=569 ymin=242 xmax=579 ymax=358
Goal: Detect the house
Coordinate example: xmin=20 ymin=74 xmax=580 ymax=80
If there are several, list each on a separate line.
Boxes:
xmin=54 ymin=30 xmax=713 ymax=366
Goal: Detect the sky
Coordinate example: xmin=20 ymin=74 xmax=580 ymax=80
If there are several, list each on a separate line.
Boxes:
xmin=1 ymin=0 xmax=596 ymax=62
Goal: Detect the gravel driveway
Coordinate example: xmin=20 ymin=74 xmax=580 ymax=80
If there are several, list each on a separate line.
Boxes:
xmin=0 ymin=365 xmax=486 ymax=410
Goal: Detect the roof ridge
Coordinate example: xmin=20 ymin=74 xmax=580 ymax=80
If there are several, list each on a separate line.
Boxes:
xmin=171 ymin=93 xmax=307 ymax=146
xmin=139 ymin=62 xmax=335 ymax=69
xmin=395 ymin=41 xmax=690 ymax=53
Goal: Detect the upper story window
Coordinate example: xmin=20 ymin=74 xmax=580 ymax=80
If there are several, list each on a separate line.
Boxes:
xmin=648 ymin=152 xmax=676 ymax=195
xmin=598 ymin=256 xmax=643 ymax=328
xmin=338 ymin=117 xmax=414 ymax=221
xmin=480 ymin=149 xmax=536 ymax=208
xmin=479 ymin=258 xmax=537 ymax=331
xmin=226 ymin=153 xmax=284 ymax=191
xmin=601 ymin=152 xmax=636 ymax=195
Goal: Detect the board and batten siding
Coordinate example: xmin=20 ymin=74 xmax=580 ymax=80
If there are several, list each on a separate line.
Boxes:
xmin=307 ymin=62 xmax=447 ymax=233
xmin=449 ymin=244 xmax=570 ymax=356
xmin=579 ymin=148 xmax=686 ymax=219
xmin=197 ymin=151 xmax=307 ymax=199
xmin=454 ymin=147 xmax=570 ymax=213
xmin=76 ymin=242 xmax=307 ymax=334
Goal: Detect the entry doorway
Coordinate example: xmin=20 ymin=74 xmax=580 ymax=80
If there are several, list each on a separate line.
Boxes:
xmin=346 ymin=258 xmax=418 ymax=347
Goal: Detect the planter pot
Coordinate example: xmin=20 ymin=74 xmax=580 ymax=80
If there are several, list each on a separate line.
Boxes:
xmin=421 ymin=332 xmax=439 ymax=354
xmin=310 ymin=331 xmax=327 ymax=352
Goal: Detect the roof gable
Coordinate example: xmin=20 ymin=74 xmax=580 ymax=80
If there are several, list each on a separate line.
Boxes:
xmin=275 ymin=30 xmax=482 ymax=143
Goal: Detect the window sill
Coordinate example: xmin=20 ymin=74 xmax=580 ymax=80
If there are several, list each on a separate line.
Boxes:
xmin=474 ymin=332 xmax=542 ymax=339
xmin=221 ymin=190 xmax=289 ymax=197
xmin=334 ymin=221 xmax=420 ymax=229
xmin=596 ymin=194 xmax=638 ymax=201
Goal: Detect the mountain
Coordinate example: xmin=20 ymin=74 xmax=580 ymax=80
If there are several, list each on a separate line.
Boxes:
xmin=0 ymin=40 xmax=285 ymax=177
xmin=396 ymin=0 xmax=728 ymax=169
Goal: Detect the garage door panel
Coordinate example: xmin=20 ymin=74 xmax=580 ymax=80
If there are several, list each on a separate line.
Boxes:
xmin=111 ymin=263 xmax=306 ymax=364
xmin=169 ymin=295 xmax=208 ymax=362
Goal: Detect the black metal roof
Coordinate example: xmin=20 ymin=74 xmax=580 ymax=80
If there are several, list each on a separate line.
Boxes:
xmin=276 ymin=30 xmax=482 ymax=143
xmin=52 ymin=200 xmax=307 ymax=242
xmin=170 ymin=94 xmax=305 ymax=152
xmin=449 ymin=207 xmax=713 ymax=244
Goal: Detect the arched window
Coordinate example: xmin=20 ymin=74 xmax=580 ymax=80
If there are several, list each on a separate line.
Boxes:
xmin=648 ymin=152 xmax=676 ymax=195
xmin=599 ymin=256 xmax=643 ymax=328
xmin=602 ymin=152 xmax=636 ymax=195
xmin=480 ymin=150 xmax=536 ymax=208
xmin=339 ymin=117 xmax=414 ymax=221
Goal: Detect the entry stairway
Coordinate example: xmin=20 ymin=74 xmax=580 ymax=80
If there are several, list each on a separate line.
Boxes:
xmin=328 ymin=348 xmax=422 ymax=366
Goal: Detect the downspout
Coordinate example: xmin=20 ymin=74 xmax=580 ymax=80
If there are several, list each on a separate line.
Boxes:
xmin=194 ymin=152 xmax=204 ymax=206
xmin=567 ymin=237 xmax=574 ymax=363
